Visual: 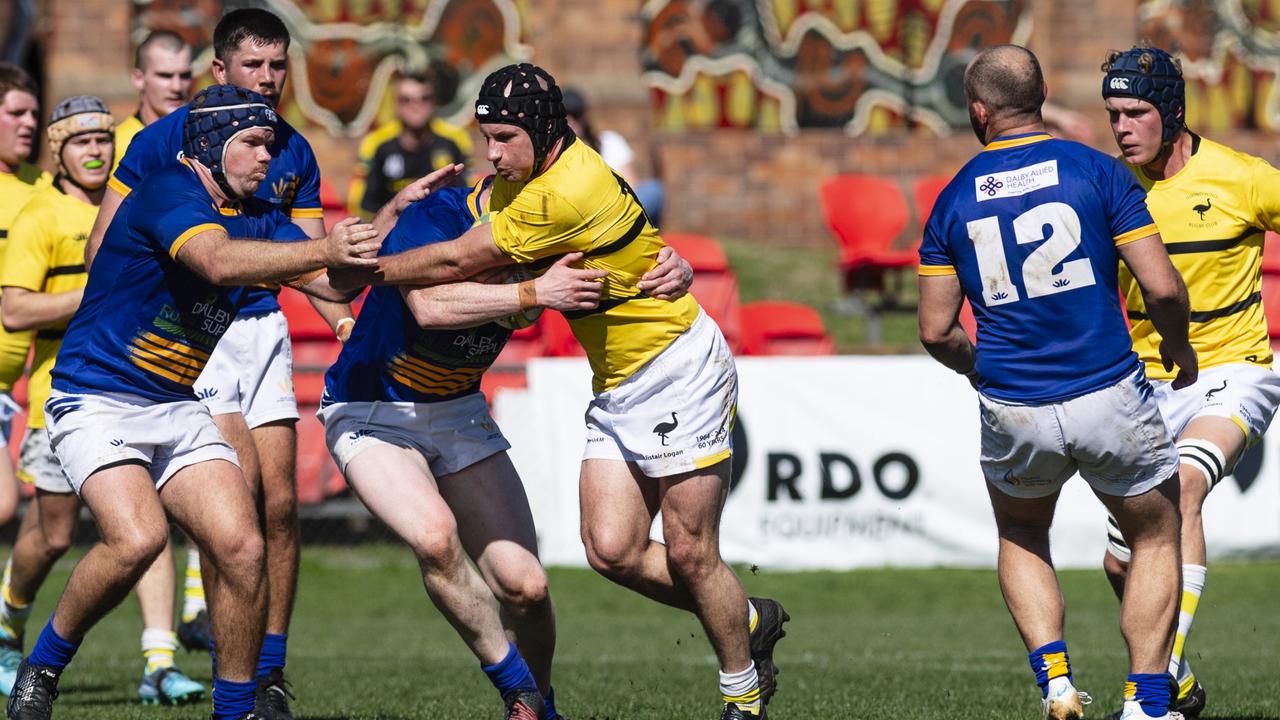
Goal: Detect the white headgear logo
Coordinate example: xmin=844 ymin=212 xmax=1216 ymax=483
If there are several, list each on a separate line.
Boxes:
xmin=477 ymin=104 xmax=491 ymax=115
xmin=1109 ymin=77 xmax=1129 ymax=90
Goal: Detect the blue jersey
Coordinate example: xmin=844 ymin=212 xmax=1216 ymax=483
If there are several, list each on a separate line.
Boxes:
xmin=919 ymin=132 xmax=1158 ymax=404
xmin=53 ymin=161 xmax=309 ymax=403
xmin=323 ymin=181 xmax=511 ymax=404
xmin=108 ymin=103 xmax=324 ymax=316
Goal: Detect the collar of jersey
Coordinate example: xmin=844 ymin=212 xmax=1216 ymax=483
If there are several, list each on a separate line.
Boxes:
xmin=983 ymin=132 xmax=1053 ymax=152
xmin=179 ymin=157 xmax=243 ymax=215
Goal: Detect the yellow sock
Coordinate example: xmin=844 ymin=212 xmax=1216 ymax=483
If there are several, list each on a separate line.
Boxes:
xmin=747 ymin=600 xmax=759 ymax=634
xmin=0 ymin=558 xmax=31 ymax=641
xmin=141 ymin=628 xmax=177 ymax=674
xmin=181 ymin=548 xmax=206 ymax=623
xmin=1170 ymin=564 xmax=1206 ymax=700
xmin=721 ymin=663 xmax=762 ymax=714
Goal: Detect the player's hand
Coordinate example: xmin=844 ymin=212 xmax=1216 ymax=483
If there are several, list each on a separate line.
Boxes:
xmin=638 ymin=245 xmax=693 ymax=300
xmin=1161 ymin=339 xmax=1198 ymax=389
xmin=322 ymin=217 xmax=381 ymax=268
xmin=534 ymin=252 xmax=606 ymax=311
xmin=392 ymin=163 xmax=466 ymax=214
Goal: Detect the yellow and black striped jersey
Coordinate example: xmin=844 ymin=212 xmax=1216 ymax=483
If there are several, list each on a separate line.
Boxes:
xmin=0 ymin=186 xmax=93 ymax=427
xmin=1119 ymin=135 xmax=1280 ymax=379
xmin=489 ymin=138 xmax=700 ymax=392
xmin=0 ymin=163 xmax=53 ymax=392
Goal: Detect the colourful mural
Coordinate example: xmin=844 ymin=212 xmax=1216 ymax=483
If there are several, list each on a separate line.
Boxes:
xmin=131 ymin=0 xmax=530 ymax=137
xmin=1138 ymin=0 xmax=1280 ymax=132
xmin=642 ymin=0 xmax=1032 ymax=135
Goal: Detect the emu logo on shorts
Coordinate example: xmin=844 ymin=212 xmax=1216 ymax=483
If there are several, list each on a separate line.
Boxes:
xmin=652 ymin=412 xmax=679 ymax=447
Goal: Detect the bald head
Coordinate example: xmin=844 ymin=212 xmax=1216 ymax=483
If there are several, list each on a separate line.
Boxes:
xmin=964 ymin=45 xmax=1046 ymax=122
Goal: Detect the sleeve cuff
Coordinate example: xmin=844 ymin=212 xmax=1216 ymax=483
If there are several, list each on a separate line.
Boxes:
xmin=1114 ymin=223 xmax=1158 ymax=246
xmin=917 ymin=264 xmax=957 ymax=277
xmin=290 ymin=207 xmax=325 ymax=220
xmin=107 ymin=175 xmax=133 ymax=197
xmin=169 ymin=223 xmax=223 ymax=259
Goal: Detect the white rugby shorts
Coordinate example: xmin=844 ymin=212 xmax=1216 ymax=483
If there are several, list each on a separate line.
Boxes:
xmin=583 ymin=311 xmax=737 ymax=478
xmin=318 ymin=393 xmax=510 ymax=478
xmin=44 ymin=390 xmax=239 ymax=494
xmin=17 ymin=425 xmax=72 ymax=494
xmin=980 ymin=369 xmax=1178 ymax=499
xmin=1153 ymin=362 xmax=1280 ymax=444
xmin=193 ymin=310 xmax=299 ymax=428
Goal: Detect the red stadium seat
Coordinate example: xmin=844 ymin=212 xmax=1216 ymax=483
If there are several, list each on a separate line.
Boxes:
xmin=318 ymin=177 xmax=349 ymax=230
xmin=819 ymin=174 xmax=916 ymax=291
xmin=539 ymin=311 xmax=586 ymax=357
xmin=291 ymin=370 xmax=347 ymax=504
xmin=1263 ymin=231 xmax=1280 ymax=276
xmin=664 ymin=233 xmax=742 ymax=351
xmin=739 ymin=301 xmax=836 ymax=356
xmin=912 ymin=174 xmax=951 ymax=229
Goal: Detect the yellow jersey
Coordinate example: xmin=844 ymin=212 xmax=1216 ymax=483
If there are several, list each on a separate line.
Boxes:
xmin=348 ymin=118 xmax=474 ymax=216
xmin=0 ymin=163 xmax=53 ymax=392
xmin=112 ymin=114 xmax=145 ymax=174
xmin=0 ymin=186 xmax=93 ymax=427
xmin=1120 ymin=135 xmax=1280 ymax=379
xmin=489 ymin=138 xmax=700 ymax=392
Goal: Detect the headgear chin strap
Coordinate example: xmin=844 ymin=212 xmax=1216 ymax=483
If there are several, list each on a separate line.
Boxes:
xmin=1102 ymin=47 xmax=1185 ymax=145
xmin=182 ymin=84 xmax=278 ymax=199
xmin=474 ymin=63 xmax=573 ymax=178
xmin=47 ymin=95 xmax=114 ymax=190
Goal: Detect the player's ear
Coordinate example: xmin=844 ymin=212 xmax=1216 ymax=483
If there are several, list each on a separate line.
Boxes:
xmin=210 ymin=57 xmax=228 ymax=84
xmin=131 ymin=68 xmax=145 ymax=93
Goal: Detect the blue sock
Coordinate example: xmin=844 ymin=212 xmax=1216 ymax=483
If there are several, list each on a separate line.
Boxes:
xmin=1126 ymin=673 xmax=1172 ymax=717
xmin=1028 ymin=640 xmax=1071 ymax=698
xmin=481 ymin=642 xmax=537 ymax=697
xmin=28 ymin=618 xmax=79 ymax=671
xmin=211 ymin=677 xmax=256 ymax=720
xmin=256 ymin=633 xmax=287 ymax=678
xmin=543 ymin=685 xmax=558 ymax=720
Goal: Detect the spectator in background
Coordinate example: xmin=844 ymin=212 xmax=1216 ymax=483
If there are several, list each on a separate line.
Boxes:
xmin=562 ymin=87 xmax=665 ymax=226
xmin=112 ymin=30 xmax=193 ymax=172
xmin=350 ymin=69 xmax=470 ymax=218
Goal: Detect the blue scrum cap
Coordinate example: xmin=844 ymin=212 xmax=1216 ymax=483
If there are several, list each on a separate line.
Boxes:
xmin=182 ymin=84 xmax=278 ymax=197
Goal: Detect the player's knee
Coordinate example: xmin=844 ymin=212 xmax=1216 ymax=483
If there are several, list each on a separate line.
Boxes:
xmin=410 ymin=524 xmax=463 ymax=571
xmin=665 ymin=534 xmax=719 ymax=582
xmin=582 ymin=530 xmax=640 ymax=579
xmin=38 ymin=527 xmax=74 ymax=558
xmin=208 ymin=525 xmax=265 ymax=582
xmin=110 ymin=526 xmax=168 ymax=571
xmin=261 ymin=486 xmax=299 ymax=534
xmin=496 ymin=568 xmax=549 ymax=613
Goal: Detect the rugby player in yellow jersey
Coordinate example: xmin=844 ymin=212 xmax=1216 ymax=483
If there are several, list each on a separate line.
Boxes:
xmin=112 ymin=30 xmax=193 ymax=173
xmin=0 ymin=96 xmax=208 ymax=705
xmin=1100 ymin=46 xmax=1280 ymax=718
xmin=0 ymin=63 xmax=49 ymax=530
xmin=333 ymin=63 xmax=788 ymax=720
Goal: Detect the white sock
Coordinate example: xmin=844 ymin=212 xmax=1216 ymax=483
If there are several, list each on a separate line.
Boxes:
xmin=1169 ymin=564 xmax=1206 ymax=683
xmin=141 ymin=628 xmax=178 ymax=673
xmin=720 ymin=662 xmax=760 ymax=712
xmin=747 ymin=599 xmax=758 ymax=633
xmin=182 ymin=547 xmax=206 ymax=621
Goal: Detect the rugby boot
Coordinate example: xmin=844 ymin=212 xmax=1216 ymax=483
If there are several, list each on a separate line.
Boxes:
xmin=5 ymin=658 xmax=59 ymax=720
xmin=747 ymin=597 xmax=789 ymax=705
xmin=1174 ymin=680 xmax=1206 ymax=718
xmin=1103 ymin=702 xmax=1185 ymax=720
xmin=213 ymin=714 xmax=264 ymax=720
xmin=0 ymin=636 xmax=22 ymax=696
xmin=720 ymin=702 xmax=766 ymax=720
xmin=139 ymin=665 xmax=206 ymax=705
xmin=254 ymin=668 xmax=295 ymax=720
xmin=503 ymin=689 xmax=544 ymax=720
xmin=177 ymin=609 xmax=213 ymax=653
xmin=1042 ymin=677 xmax=1091 ymax=720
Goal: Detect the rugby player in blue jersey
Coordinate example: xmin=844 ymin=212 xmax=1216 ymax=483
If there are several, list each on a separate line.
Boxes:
xmin=85 ymin=11 xmax=355 ymax=715
xmin=918 ymin=45 xmax=1194 ymax=720
xmin=5 ymin=85 xmax=375 ymax=720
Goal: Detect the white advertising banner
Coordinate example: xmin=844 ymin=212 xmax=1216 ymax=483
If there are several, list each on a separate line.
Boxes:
xmin=495 ymin=356 xmax=1280 ymax=570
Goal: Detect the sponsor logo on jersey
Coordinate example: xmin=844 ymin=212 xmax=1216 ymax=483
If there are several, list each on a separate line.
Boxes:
xmin=975 ymin=160 xmax=1059 ymax=202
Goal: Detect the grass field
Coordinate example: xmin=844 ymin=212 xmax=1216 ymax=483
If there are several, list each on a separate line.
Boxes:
xmin=14 ymin=547 xmax=1278 ymax=719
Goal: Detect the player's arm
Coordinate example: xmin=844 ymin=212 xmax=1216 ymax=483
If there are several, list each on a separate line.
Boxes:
xmin=1117 ymin=233 xmax=1197 ymax=387
xmin=85 ymin=186 xmax=125 ymax=269
xmin=918 ymin=273 xmax=977 ymax=381
xmin=291 ymin=215 xmax=358 ymax=339
xmin=401 ymin=252 xmax=604 ymax=330
xmin=0 ymin=287 xmax=83 ymax=332
xmin=177 ymin=217 xmax=379 ymax=286
xmin=369 ymin=163 xmax=467 ymax=241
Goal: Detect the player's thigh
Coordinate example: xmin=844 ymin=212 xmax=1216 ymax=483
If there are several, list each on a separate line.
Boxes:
xmin=32 ymin=489 xmax=81 ymax=546
xmin=658 ymin=458 xmax=731 ymax=543
xmin=438 ymin=452 xmax=546 ymax=597
xmin=160 ymin=458 xmax=262 ymax=561
xmin=978 ymin=394 xmax=1075 ymax=499
xmin=250 ymin=420 xmax=298 ymax=504
xmin=213 ymin=411 xmax=260 ymax=493
xmin=79 ymin=462 xmax=169 ymax=548
xmin=344 ymin=441 xmax=460 ymax=554
xmin=1093 ymin=473 xmax=1180 ymax=545
xmin=984 ymin=480 xmax=1060 ymax=534
xmin=580 ymin=458 xmax=660 ymax=556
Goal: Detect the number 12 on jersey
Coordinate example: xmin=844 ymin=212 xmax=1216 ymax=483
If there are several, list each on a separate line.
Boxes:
xmin=966 ymin=201 xmax=1096 ymax=307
